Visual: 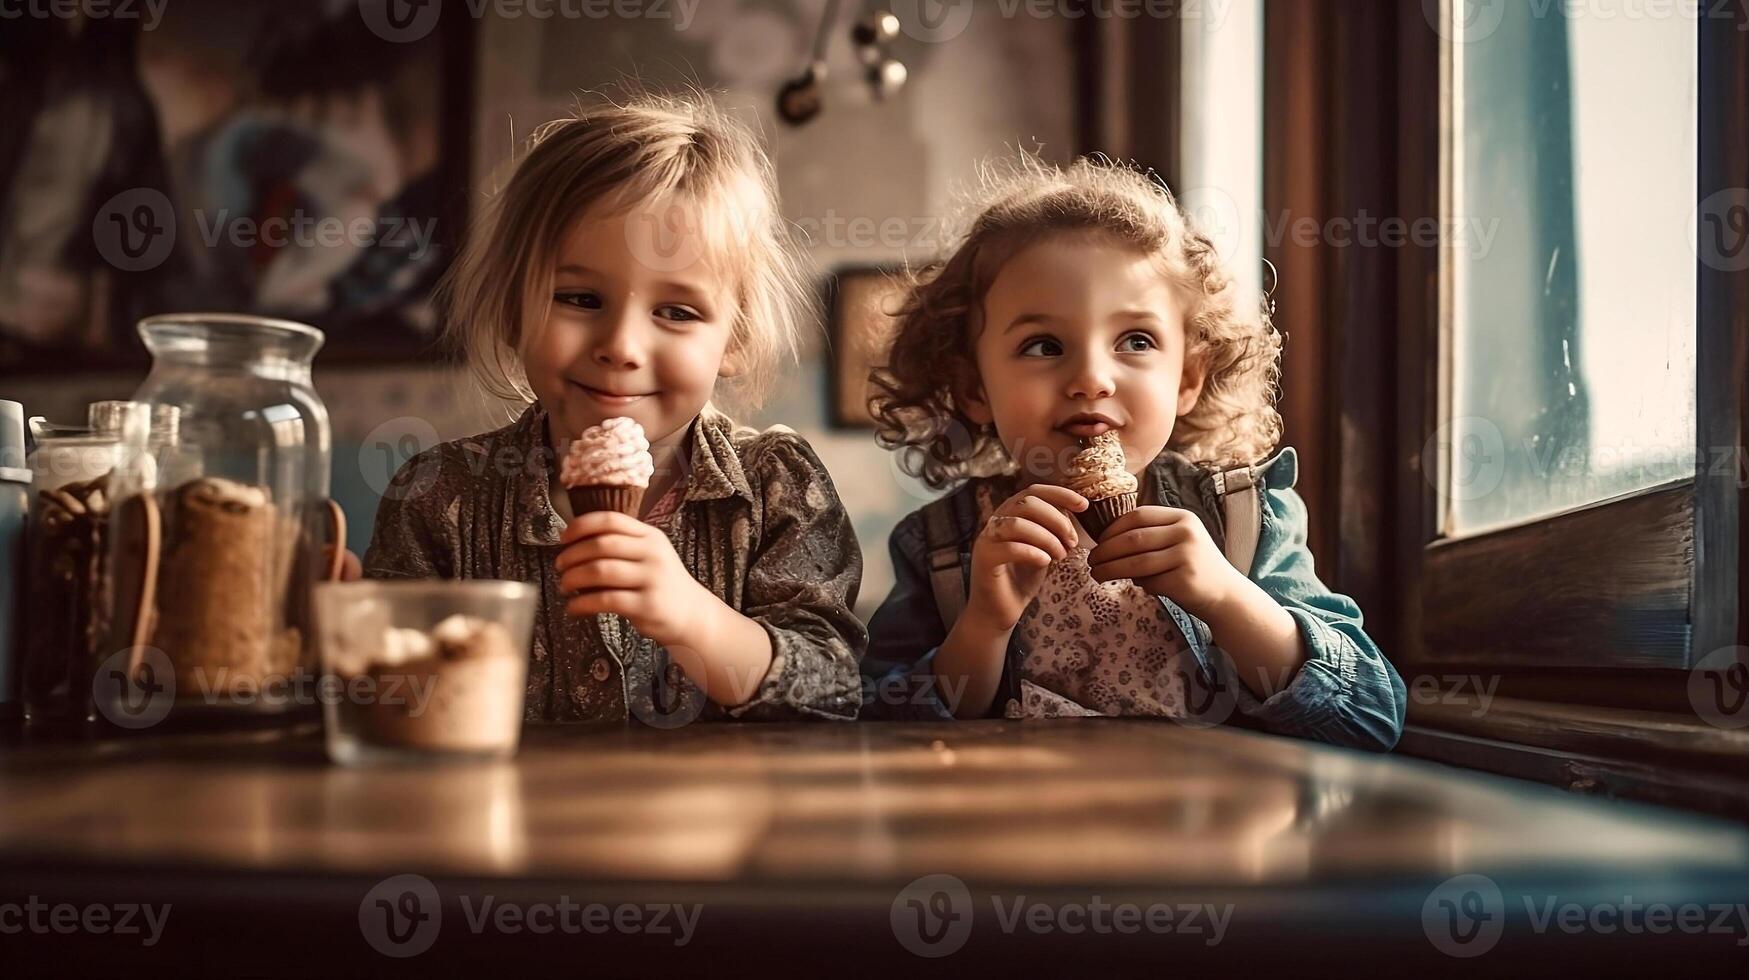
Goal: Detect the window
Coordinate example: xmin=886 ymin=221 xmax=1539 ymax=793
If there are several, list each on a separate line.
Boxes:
xmin=1269 ymin=0 xmax=1748 ymax=800
xmin=1397 ymin=1 xmax=1743 ymax=673
xmin=1445 ymin=5 xmax=1699 ymax=534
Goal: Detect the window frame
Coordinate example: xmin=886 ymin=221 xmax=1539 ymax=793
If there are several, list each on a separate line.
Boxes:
xmin=1395 ymin=1 xmax=1746 ymax=677
xmin=1256 ymin=0 xmax=1748 ymax=811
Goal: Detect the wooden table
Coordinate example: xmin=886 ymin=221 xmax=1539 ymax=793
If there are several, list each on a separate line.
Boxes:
xmin=2 ymin=720 xmax=1747 ymax=975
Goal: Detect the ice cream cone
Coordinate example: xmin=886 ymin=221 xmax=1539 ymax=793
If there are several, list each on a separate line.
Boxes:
xmin=567 ymin=485 xmax=645 ymax=519
xmin=1079 ymin=491 xmax=1138 ymax=540
xmin=1064 ymin=432 xmax=1139 ymax=541
xmin=560 ymin=417 xmax=654 ymax=522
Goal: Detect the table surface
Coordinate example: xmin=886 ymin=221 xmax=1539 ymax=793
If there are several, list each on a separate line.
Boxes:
xmin=1 ymin=719 xmax=1744 ymax=886
xmin=3 ymin=720 xmax=1747 ymax=972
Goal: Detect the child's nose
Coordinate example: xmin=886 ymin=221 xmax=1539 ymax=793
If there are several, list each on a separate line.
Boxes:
xmin=591 ymin=313 xmax=646 ymax=370
xmin=1065 ymin=354 xmax=1116 ymax=400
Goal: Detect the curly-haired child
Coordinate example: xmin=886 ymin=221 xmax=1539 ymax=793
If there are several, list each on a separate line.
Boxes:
xmin=861 ymin=156 xmax=1404 ymax=751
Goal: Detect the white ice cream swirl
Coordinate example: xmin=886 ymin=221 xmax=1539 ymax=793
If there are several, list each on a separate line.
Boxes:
xmin=560 ymin=417 xmax=654 ymax=488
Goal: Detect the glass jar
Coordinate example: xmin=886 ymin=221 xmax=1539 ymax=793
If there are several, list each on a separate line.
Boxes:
xmin=102 ymin=314 xmax=345 ymax=722
xmin=21 ymin=434 xmax=126 ymax=727
xmin=87 ymin=400 xmax=181 ymax=489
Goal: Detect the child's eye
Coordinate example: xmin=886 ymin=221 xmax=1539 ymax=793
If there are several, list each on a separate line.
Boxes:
xmin=1117 ymin=332 xmax=1158 ymax=353
xmin=656 ymin=304 xmax=702 ymax=323
xmin=1018 ymin=336 xmax=1063 ymax=358
xmin=555 ymin=291 xmax=602 ymax=311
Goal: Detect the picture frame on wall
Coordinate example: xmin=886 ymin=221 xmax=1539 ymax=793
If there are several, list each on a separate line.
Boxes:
xmin=0 ymin=0 xmax=475 ymax=374
xmin=826 ymin=265 xmax=908 ymax=430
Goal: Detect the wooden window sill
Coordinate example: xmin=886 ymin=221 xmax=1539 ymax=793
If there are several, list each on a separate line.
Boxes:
xmin=1402 ymin=696 xmax=1749 ymax=821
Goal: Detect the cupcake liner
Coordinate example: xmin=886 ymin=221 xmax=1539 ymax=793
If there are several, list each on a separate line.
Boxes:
xmin=568 ymin=485 xmax=645 ymax=520
xmin=1079 ymin=492 xmax=1137 ymax=541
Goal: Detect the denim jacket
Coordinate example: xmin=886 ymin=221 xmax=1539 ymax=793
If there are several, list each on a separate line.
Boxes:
xmin=861 ymin=446 xmax=1407 ymax=751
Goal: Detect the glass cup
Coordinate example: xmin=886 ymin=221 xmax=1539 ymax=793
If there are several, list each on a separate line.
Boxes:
xmin=313 ymin=581 xmax=536 ymax=766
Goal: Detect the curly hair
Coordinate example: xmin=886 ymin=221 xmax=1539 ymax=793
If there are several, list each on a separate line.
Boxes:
xmin=868 ymin=155 xmax=1283 ymax=489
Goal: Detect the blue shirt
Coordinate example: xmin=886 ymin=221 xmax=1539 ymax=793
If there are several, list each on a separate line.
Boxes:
xmin=861 ymin=446 xmax=1408 ymax=751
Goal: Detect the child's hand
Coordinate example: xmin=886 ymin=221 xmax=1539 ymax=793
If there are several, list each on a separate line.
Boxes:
xmin=554 ymin=511 xmax=710 ymax=647
xmin=965 ymin=485 xmax=1088 ymax=631
xmin=1088 ymin=506 xmax=1245 ymax=617
xmin=321 ymin=544 xmax=363 ymax=582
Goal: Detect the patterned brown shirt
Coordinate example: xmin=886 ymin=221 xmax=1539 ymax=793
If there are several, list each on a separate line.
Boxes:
xmin=363 ymin=402 xmax=866 ymax=724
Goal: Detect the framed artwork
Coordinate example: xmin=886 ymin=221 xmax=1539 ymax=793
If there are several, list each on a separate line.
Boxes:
xmin=0 ymin=0 xmax=474 ymax=374
xmin=826 ymin=265 xmax=907 ymax=429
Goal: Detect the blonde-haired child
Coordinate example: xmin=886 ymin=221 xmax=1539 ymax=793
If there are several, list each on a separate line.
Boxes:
xmin=862 ymin=156 xmax=1404 ymax=750
xmin=365 ymin=92 xmax=865 ymax=724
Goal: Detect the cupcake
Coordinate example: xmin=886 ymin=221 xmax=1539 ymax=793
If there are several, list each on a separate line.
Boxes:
xmin=560 ymin=417 xmax=654 ymax=519
xmin=1065 ymin=431 xmax=1138 ymax=540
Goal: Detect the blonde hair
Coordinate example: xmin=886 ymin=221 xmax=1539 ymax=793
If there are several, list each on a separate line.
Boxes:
xmin=441 ymin=89 xmax=812 ymax=410
xmin=869 ymin=155 xmax=1283 ymax=489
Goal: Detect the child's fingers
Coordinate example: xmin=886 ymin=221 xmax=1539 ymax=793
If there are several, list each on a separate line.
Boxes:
xmin=565 ymin=589 xmax=643 ymax=619
xmin=559 ymin=509 xmax=647 ymax=544
xmin=1088 ymin=524 xmax=1187 ymax=564
xmin=553 ymin=532 xmax=647 ymax=573
xmin=1090 ymin=550 xmax=1180 ymax=583
xmin=1011 ymin=484 xmax=1088 ymax=513
xmin=1003 ymin=494 xmax=1081 ymax=551
xmin=984 ymin=514 xmax=1068 ymax=562
xmin=982 ymin=540 xmax=1056 ymax=572
xmin=559 ymin=558 xmax=645 ymax=595
xmin=1098 ymin=506 xmax=1187 ymax=541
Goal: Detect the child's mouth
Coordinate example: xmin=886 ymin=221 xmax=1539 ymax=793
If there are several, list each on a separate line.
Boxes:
xmin=1057 ymin=417 xmax=1120 ymax=439
xmin=570 ymin=380 xmax=654 ymax=407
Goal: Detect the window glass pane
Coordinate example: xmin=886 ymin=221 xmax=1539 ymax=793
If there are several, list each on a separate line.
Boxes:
xmin=1446 ymin=5 xmax=1697 ymax=534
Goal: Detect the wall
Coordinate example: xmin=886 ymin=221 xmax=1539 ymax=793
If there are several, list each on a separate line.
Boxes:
xmin=3 ymin=0 xmax=1078 ymax=616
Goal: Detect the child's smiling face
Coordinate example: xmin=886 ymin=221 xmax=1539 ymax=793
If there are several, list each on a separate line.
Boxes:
xmin=965 ymin=233 xmax=1206 ymax=486
xmin=523 ymin=200 xmax=742 ymax=452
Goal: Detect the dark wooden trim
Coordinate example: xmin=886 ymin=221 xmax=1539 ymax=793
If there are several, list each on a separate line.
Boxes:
xmin=1420 ymin=482 xmax=1695 ymax=669
xmin=1434 ymin=669 xmax=1701 ymax=715
xmin=1124 ymin=9 xmax=1181 ymax=190
xmin=1398 ymin=725 xmax=1749 ymax=824
xmin=1406 ymin=694 xmax=1749 ymax=769
xmin=1327 ymin=3 xmax=1399 ymax=640
xmin=1696 ymin=5 xmax=1749 ymax=660
xmin=1070 ymin=1 xmax=1105 ymax=158
xmin=1074 ymin=3 xmax=1180 ymax=185
xmin=1393 ymin=8 xmax=1442 ymax=670
xmin=1262 ymin=0 xmax=1336 ymax=571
